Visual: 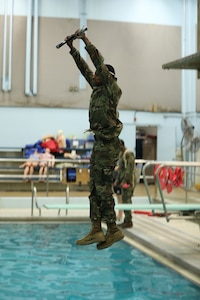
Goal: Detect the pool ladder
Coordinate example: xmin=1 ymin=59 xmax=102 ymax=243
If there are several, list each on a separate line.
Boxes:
xmin=31 ymin=185 xmax=70 ymax=216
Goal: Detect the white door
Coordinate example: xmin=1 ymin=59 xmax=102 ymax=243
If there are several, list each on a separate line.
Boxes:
xmin=157 ymin=126 xmax=176 ymax=161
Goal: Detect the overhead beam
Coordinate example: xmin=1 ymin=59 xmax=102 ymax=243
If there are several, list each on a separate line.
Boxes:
xmin=162 ymin=0 xmax=200 ymax=78
xmin=162 ymin=52 xmax=200 ymax=71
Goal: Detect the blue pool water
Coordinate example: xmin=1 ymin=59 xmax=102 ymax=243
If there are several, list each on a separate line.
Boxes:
xmin=0 ymin=223 xmax=200 ymax=300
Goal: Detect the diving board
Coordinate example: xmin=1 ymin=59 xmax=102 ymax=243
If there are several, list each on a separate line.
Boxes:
xmin=43 ymin=203 xmax=200 ymax=211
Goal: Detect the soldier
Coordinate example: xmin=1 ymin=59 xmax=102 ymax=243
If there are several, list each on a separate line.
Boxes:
xmin=64 ymin=29 xmax=124 ymax=250
xmin=115 ymin=140 xmax=136 ymax=228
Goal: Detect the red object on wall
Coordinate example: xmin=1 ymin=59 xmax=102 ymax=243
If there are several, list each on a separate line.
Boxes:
xmin=154 ymin=164 xmax=184 ymax=193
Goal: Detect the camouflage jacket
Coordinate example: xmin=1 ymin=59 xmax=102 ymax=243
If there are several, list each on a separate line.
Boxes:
xmin=70 ymin=44 xmax=123 ymax=140
xmin=116 ymin=149 xmax=135 ymax=186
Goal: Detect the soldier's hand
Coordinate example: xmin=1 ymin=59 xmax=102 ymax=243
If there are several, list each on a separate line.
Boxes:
xmin=122 ymin=183 xmax=130 ymax=189
xmin=76 ymin=29 xmax=86 ymax=39
xmin=64 ymin=29 xmax=80 ymax=47
xmin=64 ymin=36 xmax=72 ymax=47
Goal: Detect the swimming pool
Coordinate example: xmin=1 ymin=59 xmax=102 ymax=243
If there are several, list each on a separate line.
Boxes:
xmin=0 ymin=223 xmax=200 ymax=300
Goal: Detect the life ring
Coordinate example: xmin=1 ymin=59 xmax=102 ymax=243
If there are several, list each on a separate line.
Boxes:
xmin=154 ymin=165 xmax=184 ymax=193
xmin=154 ymin=165 xmax=168 ymax=190
xmin=165 ymin=167 xmax=173 ymax=193
xmin=172 ymin=167 xmax=184 ymax=187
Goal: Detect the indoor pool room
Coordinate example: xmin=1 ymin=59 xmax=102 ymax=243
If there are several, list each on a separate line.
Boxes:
xmin=1 ymin=0 xmax=200 ymax=299
xmin=0 ymin=223 xmax=200 ymax=300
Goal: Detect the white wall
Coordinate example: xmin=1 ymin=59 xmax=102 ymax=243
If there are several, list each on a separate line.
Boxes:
xmin=0 ymin=107 xmax=185 ymax=162
xmin=0 ymin=107 xmax=134 ymax=147
xmin=1 ymin=107 xmax=198 ymax=161
xmin=0 ymin=107 xmax=89 ymax=146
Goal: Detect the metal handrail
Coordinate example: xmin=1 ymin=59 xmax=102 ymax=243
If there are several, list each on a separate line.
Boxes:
xmin=58 ymin=185 xmax=70 ymax=216
xmin=0 ymin=158 xmax=91 ymax=163
xmin=1 ymin=157 xmax=200 ymax=220
xmin=31 ymin=185 xmax=41 ymax=216
xmin=32 ymin=184 xmax=70 ymax=217
xmin=142 ymin=160 xmax=200 ymax=222
xmin=0 ymin=157 xmax=146 ymax=164
xmin=0 ymin=157 xmax=91 ymax=195
xmin=0 ymin=157 xmax=147 ymax=188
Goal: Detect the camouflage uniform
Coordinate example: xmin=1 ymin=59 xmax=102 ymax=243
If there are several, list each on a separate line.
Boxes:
xmin=70 ymin=44 xmax=123 ymax=224
xmin=116 ymin=149 xmax=135 ymax=223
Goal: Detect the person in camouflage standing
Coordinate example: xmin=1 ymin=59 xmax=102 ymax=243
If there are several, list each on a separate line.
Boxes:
xmin=64 ymin=29 xmax=124 ymax=250
xmin=114 ymin=140 xmax=136 ymax=228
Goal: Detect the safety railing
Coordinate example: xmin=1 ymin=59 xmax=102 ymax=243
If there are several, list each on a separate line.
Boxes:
xmin=31 ymin=185 xmax=70 ymax=216
xmin=0 ymin=157 xmax=91 ymax=195
xmin=0 ymin=157 xmax=147 ymax=216
xmin=29 ymin=159 xmax=145 ymax=216
xmin=143 ymin=160 xmax=200 ymax=222
xmin=1 ymin=157 xmax=200 ymax=221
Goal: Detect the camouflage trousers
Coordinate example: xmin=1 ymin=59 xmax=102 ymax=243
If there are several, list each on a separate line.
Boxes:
xmin=89 ymin=137 xmax=121 ymax=224
xmin=121 ymin=186 xmax=134 ymax=223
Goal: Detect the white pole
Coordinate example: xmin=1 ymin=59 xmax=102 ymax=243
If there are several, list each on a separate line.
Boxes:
xmin=8 ymin=0 xmax=14 ymax=91
xmin=33 ymin=0 xmax=38 ymax=95
xmin=2 ymin=0 xmax=8 ymax=91
xmin=25 ymin=0 xmax=33 ymax=96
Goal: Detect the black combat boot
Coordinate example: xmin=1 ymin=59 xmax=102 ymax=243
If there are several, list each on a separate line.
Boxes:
xmin=118 ymin=221 xmax=133 ymax=228
xmin=96 ymin=222 xmax=124 ymax=250
xmin=76 ymin=221 xmax=105 ymax=245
